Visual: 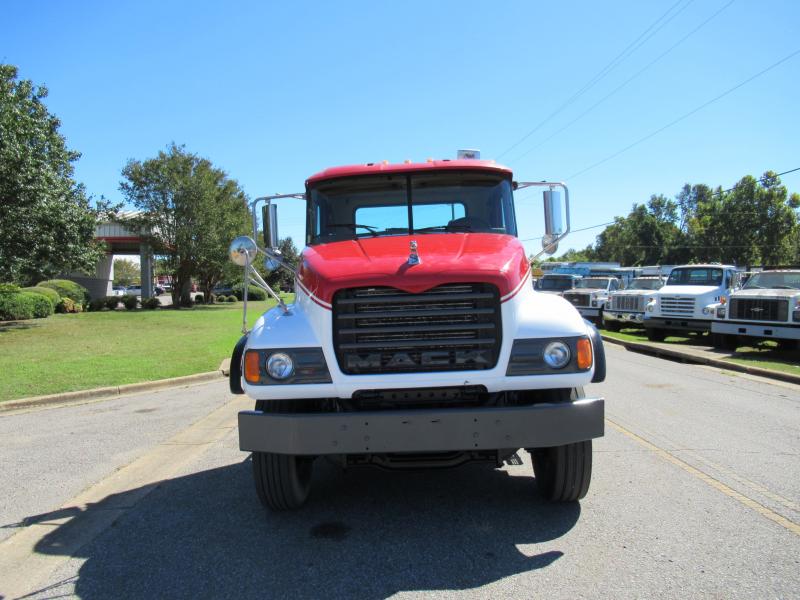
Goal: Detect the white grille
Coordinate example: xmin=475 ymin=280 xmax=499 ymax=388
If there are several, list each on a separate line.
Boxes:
xmin=660 ymin=296 xmax=695 ymax=316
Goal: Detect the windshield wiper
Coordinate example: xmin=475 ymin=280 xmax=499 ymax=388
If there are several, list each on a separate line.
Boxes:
xmin=415 ymin=223 xmax=475 ymax=233
xmin=327 ymin=223 xmax=379 ymax=236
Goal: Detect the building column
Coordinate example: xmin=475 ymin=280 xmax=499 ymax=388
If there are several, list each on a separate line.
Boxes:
xmin=140 ymin=244 xmax=153 ymax=299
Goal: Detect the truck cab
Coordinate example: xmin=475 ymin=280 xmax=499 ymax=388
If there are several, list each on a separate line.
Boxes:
xmin=643 ymin=264 xmax=740 ymax=341
xmin=562 ymin=276 xmax=621 ymax=326
xmin=710 ymin=270 xmax=800 ymax=350
xmin=603 ymin=276 xmax=665 ymax=331
xmin=227 ymin=159 xmax=605 ymax=510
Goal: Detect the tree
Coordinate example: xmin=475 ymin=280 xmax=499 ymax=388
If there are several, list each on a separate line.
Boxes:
xmin=113 ymin=258 xmax=140 ymax=287
xmin=687 ymin=172 xmax=798 ymax=265
xmin=0 ymin=64 xmax=107 ymax=285
xmin=120 ymin=144 xmax=249 ymax=306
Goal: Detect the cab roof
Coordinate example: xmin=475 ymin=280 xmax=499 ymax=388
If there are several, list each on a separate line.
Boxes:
xmin=306 ymin=159 xmax=512 ymax=186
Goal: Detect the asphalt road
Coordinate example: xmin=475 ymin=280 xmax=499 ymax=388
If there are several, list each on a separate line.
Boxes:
xmin=1 ymin=344 xmax=798 ymax=599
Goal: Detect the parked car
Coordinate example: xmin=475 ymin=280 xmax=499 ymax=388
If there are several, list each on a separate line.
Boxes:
xmin=126 ymin=285 xmax=142 ymax=297
xmin=154 ymin=285 xmax=166 ymax=295
xmin=111 ymin=286 xmax=127 ymax=296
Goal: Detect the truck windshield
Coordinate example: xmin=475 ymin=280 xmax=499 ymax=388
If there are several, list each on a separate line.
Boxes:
xmin=629 ymin=278 xmax=663 ymax=290
xmin=307 ymin=171 xmax=516 ymax=244
xmin=536 ymin=277 xmax=575 ymax=291
xmin=743 ymin=271 xmax=800 ymax=290
xmin=667 ymin=268 xmax=723 ymax=286
xmin=575 ymin=278 xmax=609 ymax=289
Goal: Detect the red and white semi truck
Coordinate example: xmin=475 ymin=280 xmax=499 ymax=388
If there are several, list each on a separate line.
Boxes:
xmin=228 ymin=158 xmax=605 ymax=510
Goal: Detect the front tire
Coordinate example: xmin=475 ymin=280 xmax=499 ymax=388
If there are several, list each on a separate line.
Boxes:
xmin=604 ymin=319 xmax=621 ymax=332
xmin=252 ymin=399 xmax=316 ymax=511
xmin=531 ymin=441 xmax=592 ymax=502
xmin=646 ymin=328 xmax=666 ymax=342
xmin=711 ymin=333 xmax=738 ymax=350
xmin=252 ymin=451 xmax=313 ymax=510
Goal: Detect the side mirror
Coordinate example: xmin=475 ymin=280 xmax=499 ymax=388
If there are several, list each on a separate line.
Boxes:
xmin=543 ymin=190 xmax=563 ymax=237
xmin=262 ymin=203 xmax=279 ymax=250
xmin=541 ymin=234 xmax=559 ymax=255
xmin=229 ymin=236 xmax=258 ymax=266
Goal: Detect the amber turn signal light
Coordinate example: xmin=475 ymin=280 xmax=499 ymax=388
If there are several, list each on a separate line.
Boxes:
xmin=244 ymin=350 xmax=261 ymax=384
xmin=576 ymin=338 xmax=593 ymax=370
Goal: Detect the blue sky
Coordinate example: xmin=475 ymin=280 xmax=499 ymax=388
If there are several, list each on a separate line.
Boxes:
xmin=4 ymin=0 xmax=799 ymax=258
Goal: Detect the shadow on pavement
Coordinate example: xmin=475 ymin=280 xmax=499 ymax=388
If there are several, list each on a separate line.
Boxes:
xmin=26 ymin=457 xmax=580 ymax=598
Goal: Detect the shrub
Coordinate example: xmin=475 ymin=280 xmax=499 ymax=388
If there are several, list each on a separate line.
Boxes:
xmin=121 ymin=294 xmax=138 ymax=310
xmin=105 ymin=296 xmax=121 ymax=310
xmin=0 ymin=292 xmax=36 ymax=320
xmin=56 ymin=297 xmax=82 ymax=313
xmin=88 ymin=297 xmax=107 ymax=312
xmin=0 ymin=283 xmax=21 ymax=295
xmin=226 ymin=295 xmax=237 ymax=303
xmin=143 ymin=297 xmax=161 ymax=309
xmin=194 ymin=293 xmax=205 ymax=304
xmin=23 ymin=292 xmax=55 ymax=318
xmin=232 ymin=284 xmax=266 ymax=301
xmin=22 ymin=286 xmax=60 ymax=309
xmin=38 ymin=279 xmax=90 ymax=307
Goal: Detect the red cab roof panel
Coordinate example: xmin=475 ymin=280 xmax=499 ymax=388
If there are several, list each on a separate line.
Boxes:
xmin=306 ymin=159 xmax=512 ymax=186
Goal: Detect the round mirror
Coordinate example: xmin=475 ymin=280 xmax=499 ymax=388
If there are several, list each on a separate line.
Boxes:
xmin=229 ymin=236 xmax=258 ymax=266
xmin=263 ymin=257 xmax=281 ymax=272
xmin=541 ymin=234 xmax=559 ymax=255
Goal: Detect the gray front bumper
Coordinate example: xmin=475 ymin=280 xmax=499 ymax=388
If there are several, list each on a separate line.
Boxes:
xmin=239 ymin=398 xmax=604 ymax=455
xmin=604 ymin=311 xmax=644 ymax=323
xmin=644 ymin=317 xmax=711 ymax=332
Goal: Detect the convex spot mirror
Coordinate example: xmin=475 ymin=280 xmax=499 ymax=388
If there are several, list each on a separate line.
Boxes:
xmin=229 ymin=236 xmax=258 ymax=266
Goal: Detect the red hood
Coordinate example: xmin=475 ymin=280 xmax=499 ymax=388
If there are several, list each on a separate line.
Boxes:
xmin=297 ymin=234 xmax=530 ymax=307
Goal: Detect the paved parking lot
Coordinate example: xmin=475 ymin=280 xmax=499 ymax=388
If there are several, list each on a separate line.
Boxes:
xmin=1 ymin=345 xmax=798 ymax=598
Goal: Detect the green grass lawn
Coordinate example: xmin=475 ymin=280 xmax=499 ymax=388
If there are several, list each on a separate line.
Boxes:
xmin=602 ymin=327 xmax=800 ymax=377
xmin=0 ymin=298 xmax=291 ymax=401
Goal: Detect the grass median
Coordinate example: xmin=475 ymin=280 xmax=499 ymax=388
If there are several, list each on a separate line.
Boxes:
xmin=0 ymin=298 xmax=291 ymax=402
xmin=602 ymin=327 xmax=800 ymax=377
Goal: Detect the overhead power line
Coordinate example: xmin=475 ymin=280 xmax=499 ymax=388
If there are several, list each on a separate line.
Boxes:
xmin=508 ymin=0 xmax=735 ymax=165
xmin=565 ymin=47 xmax=800 ymax=180
xmin=519 ymin=167 xmax=800 ymax=243
xmin=497 ymin=0 xmax=692 ymax=160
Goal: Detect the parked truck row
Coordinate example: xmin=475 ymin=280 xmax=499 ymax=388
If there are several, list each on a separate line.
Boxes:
xmin=537 ymin=264 xmax=800 ymax=351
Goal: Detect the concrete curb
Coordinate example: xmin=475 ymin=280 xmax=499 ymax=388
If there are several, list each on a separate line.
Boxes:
xmin=601 ymin=334 xmax=800 ymax=386
xmin=0 ymin=368 xmax=227 ymax=414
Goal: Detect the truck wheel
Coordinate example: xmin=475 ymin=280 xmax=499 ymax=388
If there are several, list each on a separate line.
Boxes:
xmin=531 ymin=440 xmax=592 ymax=502
xmin=711 ymin=333 xmax=738 ymax=351
xmin=252 ymin=399 xmax=315 ymax=510
xmin=777 ymin=339 xmax=798 ymax=351
xmin=646 ymin=328 xmax=666 ymax=342
xmin=252 ymin=451 xmax=313 ymax=510
xmin=604 ymin=319 xmax=620 ymax=332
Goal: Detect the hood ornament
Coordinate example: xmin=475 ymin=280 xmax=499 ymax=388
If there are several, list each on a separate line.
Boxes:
xmin=407 ymin=240 xmax=421 ymax=266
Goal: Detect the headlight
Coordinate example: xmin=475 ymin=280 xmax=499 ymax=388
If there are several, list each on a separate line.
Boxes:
xmin=793 ymin=309 xmax=800 ymax=323
xmin=591 ymin=300 xmax=598 ymax=307
xmin=702 ymin=307 xmax=710 ymax=315
xmin=266 ymin=352 xmax=295 ymax=379
xmin=543 ymin=341 xmax=571 ymax=369
xmin=717 ymin=306 xmax=727 ymax=319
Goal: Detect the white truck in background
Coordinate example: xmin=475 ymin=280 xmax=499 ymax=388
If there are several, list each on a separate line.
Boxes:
xmin=711 ymin=269 xmax=800 ymax=350
xmin=603 ymin=276 xmax=665 ymax=331
xmin=562 ymin=277 xmax=622 ymax=326
xmin=643 ymin=264 xmax=741 ymax=342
